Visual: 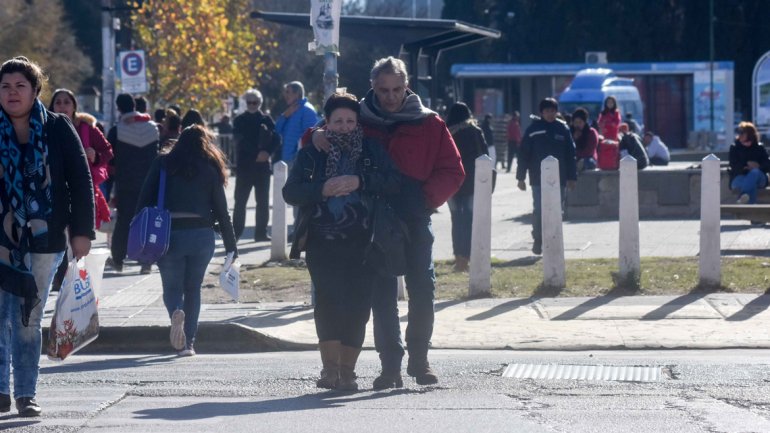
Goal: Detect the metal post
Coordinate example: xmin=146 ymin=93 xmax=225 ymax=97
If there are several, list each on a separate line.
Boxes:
xmin=618 ymin=156 xmax=640 ymax=285
xmin=699 ymin=154 xmax=721 ymax=286
xmin=323 ymin=52 xmax=338 ymax=103
xmin=101 ymin=0 xmax=116 ymax=128
xmin=541 ymin=156 xmax=566 ymax=289
xmin=709 ymin=0 xmax=715 ymax=147
xmin=469 ymin=155 xmax=493 ymax=297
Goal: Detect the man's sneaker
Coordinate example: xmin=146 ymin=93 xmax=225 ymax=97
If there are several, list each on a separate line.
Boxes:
xmin=0 ymin=393 xmax=10 ymax=412
xmin=140 ymin=264 xmax=152 ymax=275
xmin=178 ymin=345 xmax=196 ymax=357
xmin=738 ymin=193 xmax=750 ymax=204
xmin=407 ymin=360 xmax=439 ymax=385
xmin=372 ymin=371 xmax=403 ymax=390
xmin=170 ymin=309 xmax=186 ymax=351
xmin=15 ymin=397 xmax=41 ymax=417
xmin=254 ymin=233 xmax=271 ymax=242
xmin=106 ymin=257 xmax=123 ymax=272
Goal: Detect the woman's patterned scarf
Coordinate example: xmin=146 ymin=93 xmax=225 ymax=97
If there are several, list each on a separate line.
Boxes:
xmin=324 ymin=124 xmax=364 ymax=178
xmin=0 ymin=99 xmax=53 ymax=326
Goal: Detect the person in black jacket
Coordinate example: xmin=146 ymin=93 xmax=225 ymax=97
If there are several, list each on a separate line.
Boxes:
xmin=729 ymin=121 xmax=770 ymax=204
xmin=618 ymin=123 xmax=649 ymax=170
xmin=516 ymin=98 xmax=577 ymax=255
xmin=446 ymin=102 xmax=488 ymax=271
xmin=283 ymin=93 xmax=401 ymax=392
xmin=0 ymin=56 xmax=94 ymax=417
xmin=107 ymin=93 xmax=159 ymax=273
xmin=137 ymin=125 xmax=237 ymax=356
xmin=232 ymin=89 xmax=279 ymax=241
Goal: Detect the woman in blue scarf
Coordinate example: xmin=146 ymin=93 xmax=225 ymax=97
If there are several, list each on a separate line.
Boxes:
xmin=0 ymin=57 xmax=94 ymax=417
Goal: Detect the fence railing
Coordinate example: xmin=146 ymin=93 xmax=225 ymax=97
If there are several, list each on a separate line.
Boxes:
xmin=215 ymin=133 xmax=237 ymax=168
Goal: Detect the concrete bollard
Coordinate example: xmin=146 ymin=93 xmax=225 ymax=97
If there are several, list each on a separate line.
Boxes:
xmin=397 ymin=276 xmax=406 ymax=301
xmin=271 ymin=161 xmax=288 ymax=261
xmin=618 ymin=155 xmax=640 ymax=285
xmin=699 ymin=154 xmax=721 ymax=286
xmin=470 ymin=155 xmax=493 ymax=297
xmin=541 ymin=156 xmax=566 ymax=289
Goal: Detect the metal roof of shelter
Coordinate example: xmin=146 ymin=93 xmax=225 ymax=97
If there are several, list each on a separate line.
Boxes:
xmin=251 ymin=10 xmax=500 ymax=105
xmin=451 ymin=61 xmax=735 ymax=78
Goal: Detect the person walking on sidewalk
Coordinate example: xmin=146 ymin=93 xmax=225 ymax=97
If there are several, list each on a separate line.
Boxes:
xmin=284 ymin=92 xmax=401 ymax=391
xmin=445 ymin=102 xmax=488 ymax=272
xmin=506 ymin=111 xmax=521 ymax=172
xmin=516 ymin=97 xmax=577 ymax=255
xmin=107 ymin=93 xmax=159 ymax=274
xmin=311 ymin=57 xmax=464 ymax=388
xmin=275 ymin=81 xmax=319 ymax=166
xmin=136 ymin=125 xmax=237 ymax=356
xmin=0 ymin=56 xmax=94 ymax=417
xmin=232 ymin=89 xmax=280 ymax=242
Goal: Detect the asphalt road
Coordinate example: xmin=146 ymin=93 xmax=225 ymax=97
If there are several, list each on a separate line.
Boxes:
xmin=3 ymin=349 xmax=770 ymax=432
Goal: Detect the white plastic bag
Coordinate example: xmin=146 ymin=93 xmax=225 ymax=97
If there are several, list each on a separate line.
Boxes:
xmin=47 ymin=257 xmax=103 ymax=360
xmin=219 ymin=252 xmax=240 ymax=302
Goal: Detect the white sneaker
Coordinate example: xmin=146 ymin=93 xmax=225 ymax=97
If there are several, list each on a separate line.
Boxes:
xmin=170 ymin=310 xmax=186 ymax=351
xmin=737 ymin=194 xmax=750 ymax=204
xmin=178 ymin=347 xmax=196 ymax=357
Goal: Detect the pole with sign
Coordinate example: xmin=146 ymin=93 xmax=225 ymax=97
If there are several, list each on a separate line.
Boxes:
xmin=310 ymin=0 xmax=342 ymax=102
xmin=118 ymin=50 xmax=148 ymax=94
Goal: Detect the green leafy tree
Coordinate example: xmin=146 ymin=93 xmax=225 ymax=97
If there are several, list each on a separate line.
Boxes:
xmin=0 ymin=0 xmax=93 ymax=102
xmin=131 ymin=0 xmax=278 ymax=114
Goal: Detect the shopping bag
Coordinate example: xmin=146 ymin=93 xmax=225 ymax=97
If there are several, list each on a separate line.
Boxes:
xmin=47 ymin=257 xmax=102 ymax=361
xmin=219 ymin=252 xmax=240 ymax=302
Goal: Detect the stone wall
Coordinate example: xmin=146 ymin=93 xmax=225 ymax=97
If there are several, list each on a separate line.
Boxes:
xmin=566 ymin=163 xmax=732 ymax=220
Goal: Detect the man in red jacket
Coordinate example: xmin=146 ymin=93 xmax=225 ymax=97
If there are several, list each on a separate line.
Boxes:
xmin=312 ymin=57 xmax=464 ymax=388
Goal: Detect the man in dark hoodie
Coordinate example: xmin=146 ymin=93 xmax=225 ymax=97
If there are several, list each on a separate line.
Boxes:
xmin=107 ymin=93 xmax=160 ymax=273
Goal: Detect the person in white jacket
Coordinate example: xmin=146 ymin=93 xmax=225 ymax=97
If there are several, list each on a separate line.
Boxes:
xmin=643 ymin=131 xmax=670 ymax=166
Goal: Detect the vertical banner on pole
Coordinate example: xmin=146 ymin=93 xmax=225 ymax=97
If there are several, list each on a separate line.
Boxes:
xmin=310 ymin=0 xmax=342 ymax=55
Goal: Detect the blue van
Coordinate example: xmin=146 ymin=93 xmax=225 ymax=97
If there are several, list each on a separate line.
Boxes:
xmin=558 ymin=68 xmax=644 ymax=131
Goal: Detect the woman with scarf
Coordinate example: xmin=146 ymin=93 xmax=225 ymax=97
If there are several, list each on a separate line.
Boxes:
xmin=0 ymin=57 xmax=94 ymax=417
xmin=284 ymin=92 xmax=401 ymax=391
xmin=445 ymin=102 xmax=488 ymax=272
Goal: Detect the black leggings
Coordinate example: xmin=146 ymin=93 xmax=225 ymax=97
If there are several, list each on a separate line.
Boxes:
xmin=306 ymin=238 xmax=373 ymax=348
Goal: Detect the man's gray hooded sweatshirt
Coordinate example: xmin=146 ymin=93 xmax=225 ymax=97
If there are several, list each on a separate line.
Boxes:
xmin=107 ymin=111 xmax=160 ymax=193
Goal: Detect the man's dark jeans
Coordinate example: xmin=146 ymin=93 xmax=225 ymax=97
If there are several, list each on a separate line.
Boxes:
xmin=372 ymin=217 xmax=436 ymax=372
xmin=232 ymin=165 xmax=271 ymax=240
xmin=111 ymin=187 xmax=140 ymax=264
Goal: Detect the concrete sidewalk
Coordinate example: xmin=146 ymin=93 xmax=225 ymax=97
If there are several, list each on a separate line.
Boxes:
xmin=44 ymin=170 xmax=770 ymax=354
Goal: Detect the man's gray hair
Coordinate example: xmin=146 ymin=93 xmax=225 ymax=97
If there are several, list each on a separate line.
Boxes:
xmin=370 ymin=56 xmax=409 ymax=84
xmin=284 ymin=81 xmax=305 ymax=99
xmin=244 ymin=89 xmax=263 ymax=107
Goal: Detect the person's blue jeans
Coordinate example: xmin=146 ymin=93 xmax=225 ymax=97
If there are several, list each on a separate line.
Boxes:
xmin=0 ymin=252 xmax=65 ymax=398
xmin=157 ymin=228 xmax=215 ymax=348
xmin=372 ymin=217 xmax=435 ymax=372
xmin=731 ymin=168 xmax=768 ymax=204
xmin=447 ymin=194 xmax=473 ymax=258
xmin=531 ymin=185 xmax=567 ymax=247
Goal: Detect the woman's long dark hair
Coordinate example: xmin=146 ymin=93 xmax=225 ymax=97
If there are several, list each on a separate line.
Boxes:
xmin=165 ymin=125 xmax=228 ymax=185
xmin=601 ymin=96 xmax=618 ymax=114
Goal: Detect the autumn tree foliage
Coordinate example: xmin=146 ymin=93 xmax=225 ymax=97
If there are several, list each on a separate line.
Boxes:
xmin=131 ymin=0 xmax=277 ymax=114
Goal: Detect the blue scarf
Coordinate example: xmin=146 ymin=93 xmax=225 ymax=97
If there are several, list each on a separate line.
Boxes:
xmin=0 ymin=99 xmax=53 ymax=326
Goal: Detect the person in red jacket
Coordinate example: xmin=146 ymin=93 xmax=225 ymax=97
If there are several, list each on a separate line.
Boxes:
xmin=597 ymin=95 xmax=621 ymax=141
xmin=312 ymin=56 xmax=464 ymax=389
xmin=570 ymin=107 xmax=598 ymax=171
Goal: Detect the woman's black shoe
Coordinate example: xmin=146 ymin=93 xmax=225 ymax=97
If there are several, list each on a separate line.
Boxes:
xmin=16 ymin=397 xmax=42 ymax=417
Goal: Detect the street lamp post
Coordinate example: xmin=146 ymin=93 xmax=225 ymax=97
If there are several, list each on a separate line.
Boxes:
xmin=709 ymin=0 xmax=715 ymax=146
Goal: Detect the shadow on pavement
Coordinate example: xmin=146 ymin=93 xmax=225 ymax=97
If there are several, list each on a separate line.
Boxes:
xmin=726 ymin=290 xmax=770 ymax=321
xmin=721 ymin=249 xmax=770 ymax=257
xmin=133 ymin=389 xmax=420 ymax=419
xmin=237 ymin=307 xmax=314 ymax=329
xmin=496 ymin=256 xmax=541 ymax=268
xmin=640 ymin=287 xmax=720 ymax=321
xmin=0 ymin=418 xmax=38 ymax=427
xmin=466 ymin=298 xmax=535 ymax=321
xmin=550 ymin=286 xmax=638 ymax=321
xmin=40 ymin=355 xmax=177 ymax=374
xmin=434 ymin=299 xmax=465 ymax=313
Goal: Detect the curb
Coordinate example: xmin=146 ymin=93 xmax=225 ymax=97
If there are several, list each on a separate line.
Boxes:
xmin=42 ymin=323 xmax=316 ymax=355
